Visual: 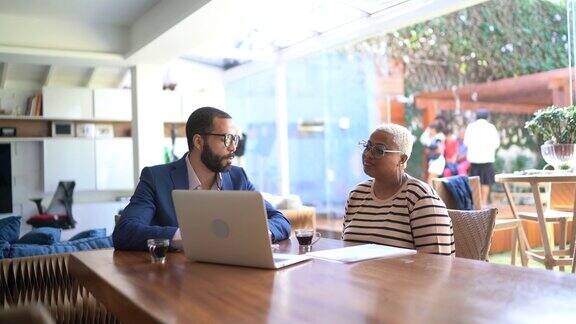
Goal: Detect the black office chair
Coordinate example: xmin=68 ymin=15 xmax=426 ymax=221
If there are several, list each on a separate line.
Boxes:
xmin=28 ymin=181 xmax=76 ymax=229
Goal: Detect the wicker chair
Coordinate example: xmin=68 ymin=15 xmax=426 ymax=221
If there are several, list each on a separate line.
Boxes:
xmin=448 ymin=208 xmax=498 ymax=261
xmin=433 ymin=176 xmax=527 ymax=265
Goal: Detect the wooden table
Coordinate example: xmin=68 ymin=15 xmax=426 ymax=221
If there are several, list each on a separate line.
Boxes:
xmin=69 ymin=238 xmax=576 ymax=323
xmin=495 ymin=173 xmax=576 ymax=270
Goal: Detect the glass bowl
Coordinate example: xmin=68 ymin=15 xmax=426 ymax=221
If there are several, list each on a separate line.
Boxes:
xmin=540 ymin=144 xmax=576 ymax=171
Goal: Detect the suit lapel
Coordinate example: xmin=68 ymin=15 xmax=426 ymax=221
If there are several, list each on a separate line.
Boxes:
xmin=221 ymin=172 xmax=233 ymax=190
xmin=170 ymin=157 xmax=189 ymax=190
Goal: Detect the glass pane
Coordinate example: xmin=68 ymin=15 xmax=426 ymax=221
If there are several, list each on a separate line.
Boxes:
xmin=286 ymin=51 xmax=378 ymax=216
xmin=225 ymin=70 xmax=281 ymax=194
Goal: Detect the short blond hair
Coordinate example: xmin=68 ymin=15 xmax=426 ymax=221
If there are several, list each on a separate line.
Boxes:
xmin=375 ymin=123 xmax=414 ymax=159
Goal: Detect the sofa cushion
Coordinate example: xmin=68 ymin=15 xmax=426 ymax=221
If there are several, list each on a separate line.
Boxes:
xmin=0 ymin=241 xmax=10 ymax=258
xmin=8 ymin=244 xmax=51 ymax=258
xmin=69 ymin=228 xmax=106 ymax=241
xmin=54 ymin=236 xmax=113 ymax=252
xmin=8 ymin=236 xmax=113 ymax=258
xmin=16 ymin=227 xmax=61 ymax=245
xmin=0 ymin=216 xmax=21 ymax=244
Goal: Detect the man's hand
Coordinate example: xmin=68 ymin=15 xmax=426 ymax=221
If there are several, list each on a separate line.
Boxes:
xmin=171 ymin=228 xmax=183 ymax=250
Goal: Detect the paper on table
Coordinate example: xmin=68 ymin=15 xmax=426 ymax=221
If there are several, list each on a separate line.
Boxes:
xmin=306 ymin=244 xmax=416 ymax=263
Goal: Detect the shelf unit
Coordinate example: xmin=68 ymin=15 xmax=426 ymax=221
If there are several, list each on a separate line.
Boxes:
xmin=0 ymin=115 xmax=132 ymax=122
xmin=0 ymin=137 xmax=46 ymax=143
xmin=0 ymin=117 xmax=131 ymax=138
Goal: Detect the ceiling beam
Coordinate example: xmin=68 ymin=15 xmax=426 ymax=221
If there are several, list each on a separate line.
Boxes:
xmin=117 ymin=69 xmax=130 ymax=88
xmin=126 ymin=0 xmax=284 ymax=64
xmin=224 ymin=0 xmax=489 ymax=81
xmin=0 ymin=45 xmax=128 ymax=67
xmin=280 ymin=0 xmax=490 ymax=59
xmin=0 ymin=62 xmax=8 ymax=88
xmin=84 ymin=67 xmax=98 ymax=88
xmin=42 ymin=65 xmax=55 ymax=87
xmin=0 ymin=13 xmax=128 ymax=66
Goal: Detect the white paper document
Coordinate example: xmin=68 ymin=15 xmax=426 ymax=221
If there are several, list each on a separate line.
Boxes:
xmin=306 ymin=244 xmax=416 ymax=263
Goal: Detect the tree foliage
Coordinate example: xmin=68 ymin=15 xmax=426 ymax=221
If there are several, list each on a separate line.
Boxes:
xmin=350 ymin=0 xmax=568 ymax=94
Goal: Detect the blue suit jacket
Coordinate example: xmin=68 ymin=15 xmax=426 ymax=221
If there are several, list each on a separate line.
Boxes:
xmin=112 ymin=157 xmax=291 ymax=251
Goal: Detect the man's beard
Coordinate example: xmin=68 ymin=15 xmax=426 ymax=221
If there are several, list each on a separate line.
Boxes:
xmin=201 ymin=144 xmax=234 ymax=173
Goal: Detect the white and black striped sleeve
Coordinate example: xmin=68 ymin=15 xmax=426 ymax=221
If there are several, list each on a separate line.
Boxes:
xmin=342 ymin=192 xmax=353 ymax=239
xmin=409 ymin=195 xmax=455 ymax=256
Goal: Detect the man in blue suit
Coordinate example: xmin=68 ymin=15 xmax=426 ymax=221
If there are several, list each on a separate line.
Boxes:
xmin=113 ymin=107 xmax=291 ymax=250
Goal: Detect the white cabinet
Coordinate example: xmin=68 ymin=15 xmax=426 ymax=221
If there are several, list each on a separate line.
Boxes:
xmin=93 ymin=89 xmax=132 ymax=121
xmin=43 ymin=138 xmax=96 ymax=192
xmin=16 ymin=87 xmax=136 ymax=192
xmin=43 ymin=138 xmax=134 ymax=192
xmin=95 ymin=138 xmax=134 ymax=190
xmin=42 ymin=87 xmax=93 ymax=119
xmin=43 ymin=87 xmax=132 ymax=121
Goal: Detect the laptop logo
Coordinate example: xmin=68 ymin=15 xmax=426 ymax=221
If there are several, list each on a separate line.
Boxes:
xmin=211 ymin=219 xmax=230 ymax=238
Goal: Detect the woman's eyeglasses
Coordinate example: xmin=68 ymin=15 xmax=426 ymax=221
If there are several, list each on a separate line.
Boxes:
xmin=358 ymin=140 xmax=402 ymax=158
xmin=201 ymin=133 xmax=241 ymax=148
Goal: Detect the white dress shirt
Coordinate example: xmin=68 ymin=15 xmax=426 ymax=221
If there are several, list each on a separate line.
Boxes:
xmin=172 ymin=153 xmax=222 ymax=242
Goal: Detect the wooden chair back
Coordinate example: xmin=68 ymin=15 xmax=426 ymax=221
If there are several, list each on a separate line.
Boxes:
xmin=549 ymin=183 xmax=575 ymax=212
xmin=432 ymin=176 xmax=482 ymax=210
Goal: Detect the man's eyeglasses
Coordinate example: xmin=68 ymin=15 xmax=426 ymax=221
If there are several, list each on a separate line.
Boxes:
xmin=358 ymin=140 xmax=402 ymax=158
xmin=201 ymin=133 xmax=240 ymax=148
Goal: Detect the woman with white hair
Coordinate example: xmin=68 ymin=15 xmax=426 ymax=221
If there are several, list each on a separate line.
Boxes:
xmin=342 ymin=123 xmax=455 ymax=256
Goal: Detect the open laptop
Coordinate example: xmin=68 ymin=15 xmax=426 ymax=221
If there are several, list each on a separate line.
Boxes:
xmin=172 ymin=190 xmax=310 ymax=269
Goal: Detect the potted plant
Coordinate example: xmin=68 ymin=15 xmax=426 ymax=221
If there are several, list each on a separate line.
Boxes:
xmin=525 ymin=105 xmax=576 ymax=171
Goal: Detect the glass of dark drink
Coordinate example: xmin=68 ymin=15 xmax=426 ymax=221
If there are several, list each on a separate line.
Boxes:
xmin=295 ymin=228 xmax=321 ymax=251
xmin=147 ymin=239 xmax=170 ymax=263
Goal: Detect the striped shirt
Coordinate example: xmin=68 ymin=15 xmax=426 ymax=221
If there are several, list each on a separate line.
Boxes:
xmin=342 ymin=175 xmax=455 ymax=256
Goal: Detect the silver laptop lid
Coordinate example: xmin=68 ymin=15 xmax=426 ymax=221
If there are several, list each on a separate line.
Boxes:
xmin=172 ymin=190 xmax=276 ymax=268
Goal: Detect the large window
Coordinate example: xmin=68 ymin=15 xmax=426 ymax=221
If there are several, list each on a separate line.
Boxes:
xmin=224 ymin=0 xmax=573 ymax=217
xmin=225 ymin=53 xmax=378 ymax=216
xmin=286 ymin=52 xmax=378 ymax=215
xmin=226 ymin=70 xmax=281 ymax=194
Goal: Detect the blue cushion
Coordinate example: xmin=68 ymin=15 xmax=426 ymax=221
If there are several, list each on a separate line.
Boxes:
xmin=69 ymin=228 xmax=106 ymax=241
xmin=16 ymin=227 xmax=61 ymax=245
xmin=0 ymin=216 xmax=21 ymax=244
xmin=8 ymin=244 xmax=51 ymax=258
xmin=54 ymin=236 xmax=113 ymax=252
xmin=8 ymin=236 xmax=113 ymax=258
xmin=0 ymin=241 xmax=10 ymax=258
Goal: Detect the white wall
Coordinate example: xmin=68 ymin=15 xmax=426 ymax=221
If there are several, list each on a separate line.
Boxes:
xmin=165 ymin=59 xmax=226 ymax=110
xmin=61 ymin=201 xmax=128 ymax=240
xmin=0 ymin=14 xmax=128 ymax=54
xmin=131 ymin=64 xmax=166 ymax=179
